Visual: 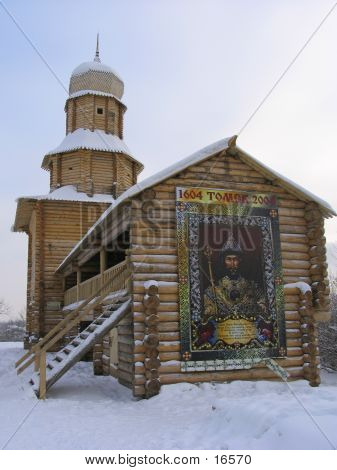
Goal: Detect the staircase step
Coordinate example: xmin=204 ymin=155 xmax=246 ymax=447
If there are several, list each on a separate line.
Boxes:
xmin=87 ymin=325 xmax=97 ymax=333
xmin=28 ymin=297 xmax=131 ymax=397
xmin=54 ymin=354 xmax=65 ymax=362
xmin=80 ymin=331 xmax=90 ymax=340
xmin=101 ymin=312 xmax=111 ymax=318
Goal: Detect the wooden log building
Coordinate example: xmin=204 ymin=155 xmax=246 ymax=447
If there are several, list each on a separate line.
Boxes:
xmin=13 ymin=42 xmax=336 ymax=399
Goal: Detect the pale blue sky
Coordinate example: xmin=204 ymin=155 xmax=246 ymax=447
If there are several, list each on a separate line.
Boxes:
xmin=1 ymin=0 xmax=337 ymax=313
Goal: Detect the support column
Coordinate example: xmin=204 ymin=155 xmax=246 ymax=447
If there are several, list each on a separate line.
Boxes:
xmin=37 ymin=201 xmax=45 ymax=338
xmin=100 ymin=247 xmax=106 ymax=275
xmin=76 ymin=267 xmax=81 ymax=302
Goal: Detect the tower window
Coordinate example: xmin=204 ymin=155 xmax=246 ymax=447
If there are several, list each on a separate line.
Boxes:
xmin=96 ymin=107 xmax=104 ymax=115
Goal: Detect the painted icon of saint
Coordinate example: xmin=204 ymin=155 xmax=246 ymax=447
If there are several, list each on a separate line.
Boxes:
xmin=203 ymin=232 xmax=268 ymax=322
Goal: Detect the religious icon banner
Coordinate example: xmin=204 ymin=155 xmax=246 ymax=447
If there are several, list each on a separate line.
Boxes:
xmin=176 ymin=187 xmax=287 ymax=372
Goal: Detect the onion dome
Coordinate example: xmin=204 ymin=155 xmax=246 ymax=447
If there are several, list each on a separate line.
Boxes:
xmin=69 ymin=35 xmax=124 ymax=99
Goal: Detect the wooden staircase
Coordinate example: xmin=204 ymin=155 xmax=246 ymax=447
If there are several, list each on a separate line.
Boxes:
xmin=15 ymin=269 xmax=131 ymax=398
xmin=30 ymin=294 xmax=130 ymax=395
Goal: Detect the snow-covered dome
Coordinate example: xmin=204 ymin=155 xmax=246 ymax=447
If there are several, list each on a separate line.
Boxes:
xmin=69 ymin=40 xmax=124 ymax=99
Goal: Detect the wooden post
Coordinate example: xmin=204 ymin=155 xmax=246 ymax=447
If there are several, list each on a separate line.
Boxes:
xmin=105 ymin=96 xmax=109 ymax=132
xmin=72 ymin=100 xmax=76 ymax=132
xmin=61 ymin=276 xmax=66 ymax=293
xmin=37 ymin=201 xmax=45 ymax=338
xmin=34 ymin=348 xmax=40 ymax=372
xmin=56 ymin=154 xmax=61 ymax=187
xmin=76 ymin=268 xmax=81 ymax=302
xmin=92 ymin=95 xmax=96 ymax=131
xmin=100 ymin=248 xmax=106 ymax=275
xmin=39 ymin=349 xmax=47 ymax=399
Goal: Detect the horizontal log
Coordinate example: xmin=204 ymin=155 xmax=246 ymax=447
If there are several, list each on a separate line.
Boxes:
xmin=280 ymin=225 xmax=307 ymax=234
xmin=134 ymin=293 xmax=177 ymax=303
xmin=280 ymin=233 xmax=308 ymax=244
xmin=281 ymin=242 xmax=308 ymax=253
xmin=132 ymin=263 xmax=178 ymax=273
xmin=131 ymin=254 xmax=178 ymax=264
xmin=283 ymin=276 xmax=311 ymax=284
xmin=131 ymin=246 xmax=177 ymax=255
xmin=133 ymin=281 xmax=178 ymax=294
xmin=279 ymin=216 xmax=306 ymax=226
xmin=282 ymin=252 xmax=309 ymax=261
xmin=283 ymin=268 xmax=310 ymax=276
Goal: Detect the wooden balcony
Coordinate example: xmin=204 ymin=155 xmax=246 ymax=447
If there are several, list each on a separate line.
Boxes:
xmin=64 ymin=259 xmax=130 ymax=307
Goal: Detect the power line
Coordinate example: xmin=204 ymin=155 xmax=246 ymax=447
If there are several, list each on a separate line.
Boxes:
xmin=1 ymin=399 xmax=40 ymax=450
xmin=238 ymin=2 xmax=337 ymax=136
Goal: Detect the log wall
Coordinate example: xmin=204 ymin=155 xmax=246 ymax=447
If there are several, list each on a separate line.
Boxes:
xmin=25 ymin=200 xmax=109 ymax=345
xmin=65 ymin=94 xmax=122 ymax=135
xmin=117 ymin=311 xmax=134 ymax=388
xmin=49 ymin=150 xmax=137 ymax=196
xmin=128 ymin=150 xmax=328 ymax=396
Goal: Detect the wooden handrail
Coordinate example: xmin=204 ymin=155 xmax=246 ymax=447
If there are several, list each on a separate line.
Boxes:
xmin=64 ymin=259 xmax=129 ymax=306
xmin=15 ymin=262 xmax=130 ymax=374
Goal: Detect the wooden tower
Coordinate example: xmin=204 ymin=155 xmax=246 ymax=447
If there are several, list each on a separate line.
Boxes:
xmin=13 ymin=40 xmax=143 ymax=348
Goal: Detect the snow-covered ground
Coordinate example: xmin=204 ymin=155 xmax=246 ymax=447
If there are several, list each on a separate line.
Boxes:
xmin=1 ymin=342 xmax=337 ymax=450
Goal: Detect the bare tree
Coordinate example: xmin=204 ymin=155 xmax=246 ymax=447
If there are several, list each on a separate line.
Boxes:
xmin=0 ymin=299 xmax=11 ymax=318
xmin=0 ymin=300 xmax=25 ymax=341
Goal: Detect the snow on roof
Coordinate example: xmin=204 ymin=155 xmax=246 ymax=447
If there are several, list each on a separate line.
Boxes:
xmin=16 ymin=185 xmax=115 ymax=204
xmin=71 ymin=60 xmax=122 ymax=81
xmin=67 ymin=89 xmax=124 ymax=104
xmin=45 ymin=128 xmax=132 ymax=157
xmin=236 ymin=145 xmax=336 ymax=216
xmin=13 ymin=186 xmax=114 ymax=232
xmin=56 ymin=135 xmax=336 ymax=273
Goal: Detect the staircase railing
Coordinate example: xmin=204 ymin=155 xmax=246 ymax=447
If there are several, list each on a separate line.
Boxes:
xmin=15 ymin=262 xmax=130 ymax=399
xmin=64 ymin=259 xmax=130 ymax=306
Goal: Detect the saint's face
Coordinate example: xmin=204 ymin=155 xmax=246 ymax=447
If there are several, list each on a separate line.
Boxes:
xmin=224 ymin=254 xmax=240 ymax=272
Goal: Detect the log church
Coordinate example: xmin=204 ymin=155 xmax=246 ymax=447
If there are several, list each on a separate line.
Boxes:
xmin=13 ymin=42 xmax=335 ymax=399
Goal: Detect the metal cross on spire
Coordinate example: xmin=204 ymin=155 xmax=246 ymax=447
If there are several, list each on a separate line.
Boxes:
xmin=94 ymin=33 xmax=100 ymax=62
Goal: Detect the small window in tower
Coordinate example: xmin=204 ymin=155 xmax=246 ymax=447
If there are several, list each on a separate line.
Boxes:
xmin=96 ymin=107 xmax=104 ymax=115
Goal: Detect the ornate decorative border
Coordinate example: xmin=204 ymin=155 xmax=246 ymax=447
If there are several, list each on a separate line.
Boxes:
xmin=176 ymin=187 xmax=286 ymax=371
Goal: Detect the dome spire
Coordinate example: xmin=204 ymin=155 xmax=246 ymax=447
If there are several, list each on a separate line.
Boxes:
xmin=94 ymin=33 xmax=100 ymax=62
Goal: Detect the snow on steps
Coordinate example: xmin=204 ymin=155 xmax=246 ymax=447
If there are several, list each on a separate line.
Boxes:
xmin=30 ymin=296 xmax=131 ymax=396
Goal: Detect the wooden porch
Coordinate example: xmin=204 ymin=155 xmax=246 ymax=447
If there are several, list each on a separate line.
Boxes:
xmin=64 ymin=259 xmax=130 ymax=307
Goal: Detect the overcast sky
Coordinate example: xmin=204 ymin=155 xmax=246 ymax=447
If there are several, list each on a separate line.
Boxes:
xmin=1 ymin=0 xmax=337 ymax=315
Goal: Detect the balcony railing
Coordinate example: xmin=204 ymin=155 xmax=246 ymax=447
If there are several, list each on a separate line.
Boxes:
xmin=64 ymin=259 xmax=130 ymax=307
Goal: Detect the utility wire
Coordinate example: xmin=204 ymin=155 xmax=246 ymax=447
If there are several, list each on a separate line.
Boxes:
xmin=0 ymin=1 xmax=120 ymax=155
xmin=238 ymin=1 xmax=337 ymax=136
xmin=283 ymin=379 xmax=336 ymax=450
xmin=1 ymin=398 xmax=40 ymax=450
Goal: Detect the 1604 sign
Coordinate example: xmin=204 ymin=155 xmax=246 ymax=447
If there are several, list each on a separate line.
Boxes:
xmin=176 ymin=187 xmax=286 ymax=372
